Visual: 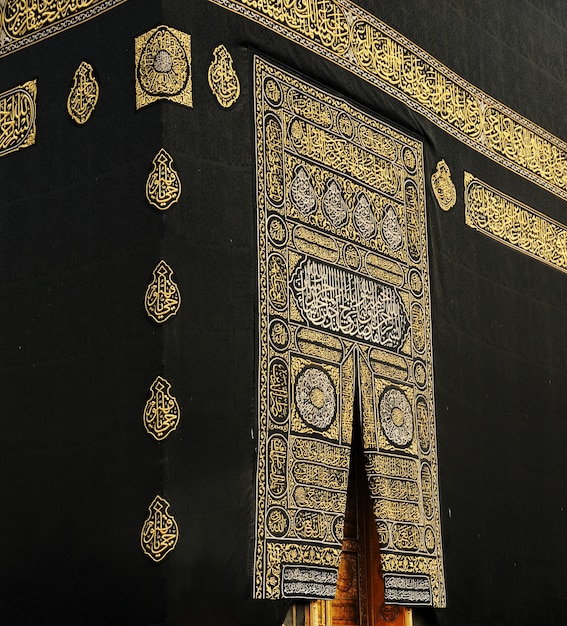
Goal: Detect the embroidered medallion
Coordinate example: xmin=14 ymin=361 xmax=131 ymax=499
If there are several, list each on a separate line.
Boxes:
xmin=67 ymin=61 xmax=99 ymax=125
xmin=208 ymin=44 xmax=240 ymax=108
xmin=254 ymin=57 xmax=445 ymax=607
xmin=143 ymin=376 xmax=180 ymax=441
xmin=140 ymin=495 xmax=179 ymax=562
xmin=431 ymin=160 xmax=456 ymax=212
xmin=379 ymin=387 xmax=414 ymax=448
xmin=144 ymin=260 xmax=181 ymax=324
xmin=146 ymin=148 xmax=181 ymax=211
xmin=0 ymin=79 xmax=36 ymax=158
xmin=135 ymin=25 xmax=192 ymax=109
xmin=295 ymin=367 xmax=336 ymax=430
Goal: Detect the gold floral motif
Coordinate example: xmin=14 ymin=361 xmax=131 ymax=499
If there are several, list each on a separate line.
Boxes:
xmin=67 ymin=61 xmax=99 ymax=125
xmin=146 ymin=148 xmax=181 ymax=211
xmin=144 ymin=260 xmax=181 ymax=324
xmin=208 ymin=44 xmax=240 ymax=108
xmin=135 ymin=25 xmax=192 ymax=109
xmin=143 ymin=376 xmax=180 ymax=441
xmin=431 ymin=160 xmax=456 ymax=212
xmin=0 ymin=0 xmax=126 ymax=58
xmin=465 ymin=172 xmax=567 ymax=273
xmin=212 ymin=0 xmax=567 ymax=203
xmin=0 ymin=79 xmax=36 ymax=158
xmin=140 ymin=495 xmax=178 ymax=562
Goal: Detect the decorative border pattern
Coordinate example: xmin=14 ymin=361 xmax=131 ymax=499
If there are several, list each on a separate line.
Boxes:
xmin=465 ymin=172 xmax=567 ymax=273
xmin=254 ymin=56 xmax=445 ymax=607
xmin=211 ymin=0 xmax=567 ymax=203
xmin=0 ymin=79 xmax=36 ymax=158
xmin=0 ymin=0 xmax=127 ymax=58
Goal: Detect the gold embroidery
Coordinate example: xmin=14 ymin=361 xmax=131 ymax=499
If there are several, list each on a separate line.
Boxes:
xmin=0 ymin=0 xmax=126 ymax=58
xmin=135 ymin=25 xmax=192 ymax=110
xmin=146 ymin=148 xmax=181 ymax=211
xmin=208 ymin=44 xmax=240 ymax=108
xmin=140 ymin=495 xmax=179 ymax=562
xmin=465 ymin=172 xmax=567 ymax=273
xmin=0 ymin=79 xmax=36 ymax=158
xmin=144 ymin=260 xmax=181 ymax=324
xmin=143 ymin=376 xmax=180 ymax=441
xmin=431 ymin=160 xmax=456 ymax=212
xmin=67 ymin=61 xmax=99 ymax=125
xmin=211 ymin=0 xmax=567 ymax=203
xmin=254 ymin=57 xmax=444 ymax=607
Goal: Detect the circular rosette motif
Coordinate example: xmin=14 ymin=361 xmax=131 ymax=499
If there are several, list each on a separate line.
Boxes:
xmin=138 ymin=26 xmax=189 ymax=97
xmin=379 ymin=387 xmax=414 ymax=448
xmin=295 ymin=366 xmax=336 ymax=430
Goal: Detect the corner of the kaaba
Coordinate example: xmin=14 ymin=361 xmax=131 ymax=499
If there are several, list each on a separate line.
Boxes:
xmin=3 ymin=1 xmax=567 ymax=625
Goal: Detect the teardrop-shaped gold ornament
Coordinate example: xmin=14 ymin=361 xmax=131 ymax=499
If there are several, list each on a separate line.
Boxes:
xmin=146 ymin=148 xmax=181 ymax=211
xmin=431 ymin=159 xmax=457 ymax=211
xmin=140 ymin=495 xmax=179 ymax=562
xmin=67 ymin=61 xmax=99 ymax=124
xmin=208 ymin=44 xmax=240 ymax=108
xmin=143 ymin=375 xmax=180 ymax=441
xmin=144 ymin=260 xmax=181 ymax=324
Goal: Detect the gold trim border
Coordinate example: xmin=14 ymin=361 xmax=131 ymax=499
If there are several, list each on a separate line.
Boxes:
xmin=0 ymin=0 xmax=127 ymax=59
xmin=465 ymin=172 xmax=567 ymax=273
xmin=210 ymin=0 xmax=567 ymax=203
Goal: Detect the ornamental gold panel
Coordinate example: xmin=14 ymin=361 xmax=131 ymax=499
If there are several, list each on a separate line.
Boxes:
xmin=0 ymin=79 xmax=36 ymax=158
xmin=208 ymin=44 xmax=240 ymax=108
xmin=144 ymin=260 xmax=181 ymax=324
xmin=143 ymin=376 xmax=180 ymax=441
xmin=465 ymin=172 xmax=567 ymax=273
xmin=67 ymin=61 xmax=99 ymax=125
xmin=140 ymin=495 xmax=179 ymax=562
xmin=146 ymin=148 xmax=181 ymax=211
xmin=135 ymin=25 xmax=192 ymax=109
xmin=253 ymin=57 xmax=444 ymax=607
xmin=431 ymin=160 xmax=456 ymax=212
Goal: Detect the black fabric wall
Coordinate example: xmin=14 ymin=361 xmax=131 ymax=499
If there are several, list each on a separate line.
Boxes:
xmin=2 ymin=1 xmax=567 ymax=624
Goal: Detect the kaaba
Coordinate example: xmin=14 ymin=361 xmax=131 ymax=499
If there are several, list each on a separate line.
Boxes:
xmin=2 ymin=1 xmax=567 ymax=625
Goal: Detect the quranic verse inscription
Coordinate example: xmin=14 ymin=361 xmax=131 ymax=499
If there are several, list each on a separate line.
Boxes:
xmin=254 ymin=56 xmax=445 ymax=608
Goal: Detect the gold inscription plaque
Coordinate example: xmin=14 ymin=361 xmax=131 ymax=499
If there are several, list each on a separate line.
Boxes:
xmin=135 ymin=25 xmax=192 ymax=109
xmin=465 ymin=172 xmax=567 ymax=273
xmin=140 ymin=495 xmax=179 ymax=562
xmin=208 ymin=44 xmax=241 ymax=108
xmin=67 ymin=61 xmax=99 ymax=125
xmin=144 ymin=260 xmax=181 ymax=324
xmin=431 ymin=160 xmax=456 ymax=212
xmin=143 ymin=376 xmax=181 ymax=441
xmin=0 ymin=79 xmax=36 ymax=158
xmin=146 ymin=148 xmax=181 ymax=211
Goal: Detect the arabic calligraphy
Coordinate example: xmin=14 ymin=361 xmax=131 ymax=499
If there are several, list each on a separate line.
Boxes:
xmin=135 ymin=25 xmax=192 ymax=109
xmin=208 ymin=44 xmax=240 ymax=108
xmin=291 ymin=258 xmax=410 ymax=350
xmin=144 ymin=260 xmax=181 ymax=324
xmin=254 ymin=58 xmax=444 ymax=607
xmin=431 ymin=160 xmax=456 ymax=212
xmin=0 ymin=0 xmax=125 ymax=58
xmin=465 ymin=172 xmax=567 ymax=273
xmin=212 ymin=0 xmax=567 ymax=203
xmin=67 ymin=61 xmax=99 ymax=125
xmin=146 ymin=148 xmax=181 ymax=211
xmin=143 ymin=376 xmax=180 ymax=441
xmin=140 ymin=495 xmax=179 ymax=562
xmin=0 ymin=79 xmax=36 ymax=158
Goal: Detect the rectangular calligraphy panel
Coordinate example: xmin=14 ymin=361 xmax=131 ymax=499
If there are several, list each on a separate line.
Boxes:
xmin=254 ymin=56 xmax=445 ymax=607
